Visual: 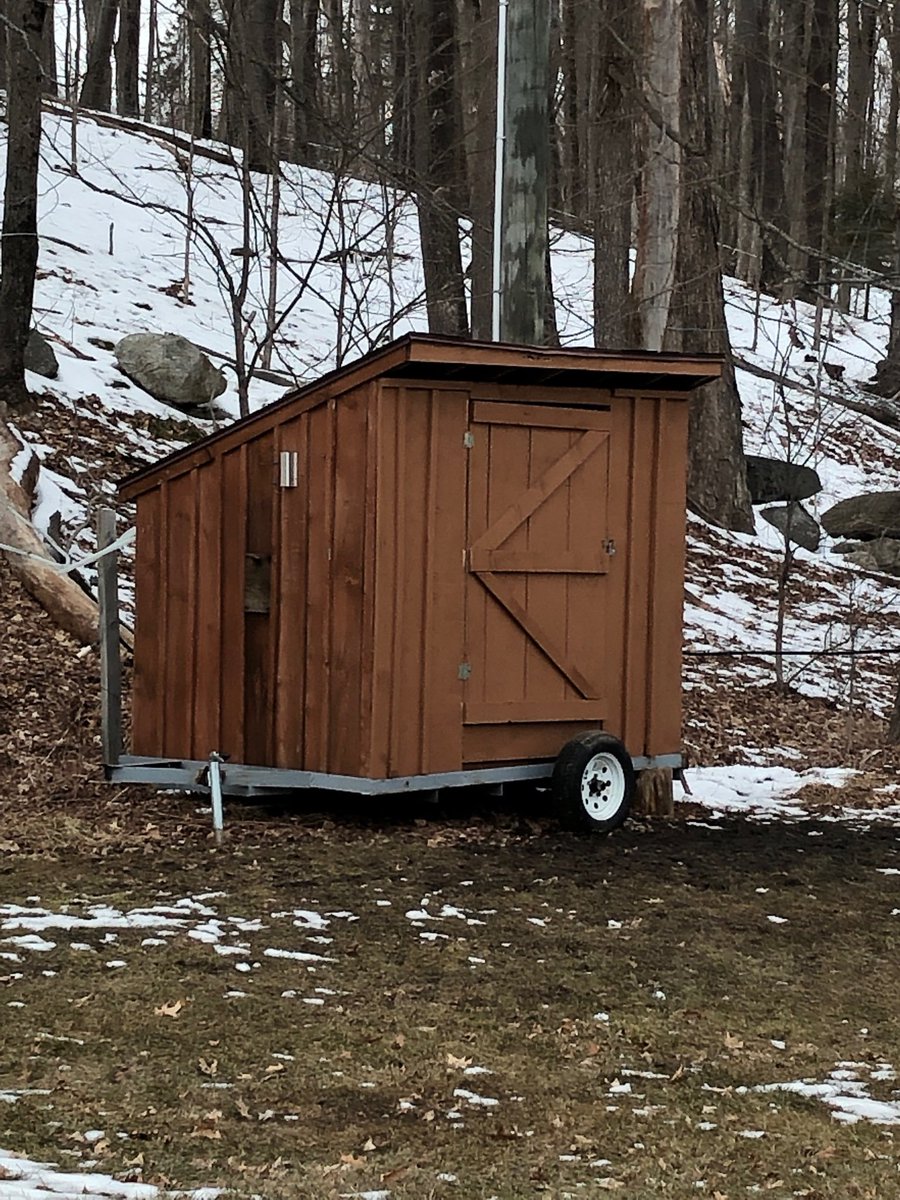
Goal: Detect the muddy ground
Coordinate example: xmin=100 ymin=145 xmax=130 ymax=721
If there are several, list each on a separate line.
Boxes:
xmin=1 ymin=795 xmax=899 ymax=1200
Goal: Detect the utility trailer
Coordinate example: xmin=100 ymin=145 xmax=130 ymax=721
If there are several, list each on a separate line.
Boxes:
xmin=103 ymin=334 xmax=721 ymax=832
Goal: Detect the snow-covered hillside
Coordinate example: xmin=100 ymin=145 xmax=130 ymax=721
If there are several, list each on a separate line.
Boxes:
xmin=6 ymin=108 xmax=900 ymax=759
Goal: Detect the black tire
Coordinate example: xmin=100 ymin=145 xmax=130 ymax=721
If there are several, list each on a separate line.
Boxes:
xmin=552 ymin=732 xmax=635 ymax=833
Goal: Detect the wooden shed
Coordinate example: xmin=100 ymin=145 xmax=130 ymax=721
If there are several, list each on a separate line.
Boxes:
xmin=111 ymin=334 xmax=720 ymax=829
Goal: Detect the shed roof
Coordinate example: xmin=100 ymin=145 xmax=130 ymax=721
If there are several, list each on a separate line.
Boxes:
xmin=119 ymin=333 xmax=723 ymax=500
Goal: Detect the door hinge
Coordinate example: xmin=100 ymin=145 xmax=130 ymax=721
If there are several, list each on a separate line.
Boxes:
xmin=463 ymin=431 xmax=474 ymax=449
xmin=458 ymin=661 xmax=472 ymax=681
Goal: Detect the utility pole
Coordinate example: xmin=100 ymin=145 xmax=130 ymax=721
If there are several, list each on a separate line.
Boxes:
xmin=492 ymin=0 xmax=550 ymax=346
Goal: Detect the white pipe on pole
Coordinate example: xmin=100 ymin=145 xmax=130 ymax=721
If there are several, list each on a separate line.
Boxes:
xmin=491 ymin=0 xmax=510 ymax=342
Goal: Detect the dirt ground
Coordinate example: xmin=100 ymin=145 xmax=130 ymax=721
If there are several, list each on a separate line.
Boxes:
xmin=1 ymin=795 xmax=899 ymax=1200
xmin=4 ymin=549 xmax=900 ymax=1198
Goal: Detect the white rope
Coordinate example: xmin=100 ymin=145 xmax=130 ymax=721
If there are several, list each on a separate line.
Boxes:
xmin=0 ymin=525 xmax=135 ymax=574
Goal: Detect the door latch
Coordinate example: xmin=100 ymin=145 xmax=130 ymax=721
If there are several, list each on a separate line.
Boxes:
xmin=602 ymin=538 xmax=617 ymax=556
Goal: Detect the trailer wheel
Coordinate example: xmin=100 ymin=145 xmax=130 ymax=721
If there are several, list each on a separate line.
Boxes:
xmin=553 ymin=732 xmax=635 ymax=833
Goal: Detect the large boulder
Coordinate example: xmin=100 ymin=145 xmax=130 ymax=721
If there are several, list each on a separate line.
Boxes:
xmin=745 ymin=455 xmax=821 ymax=505
xmin=115 ymin=333 xmax=226 ymax=408
xmin=842 ymin=537 xmax=900 ymax=576
xmin=25 ymin=329 xmax=59 ymax=379
xmin=821 ymin=492 xmax=900 ymax=540
xmin=760 ymin=502 xmax=821 ymax=552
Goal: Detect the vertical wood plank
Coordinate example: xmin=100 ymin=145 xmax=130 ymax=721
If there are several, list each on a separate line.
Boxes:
xmin=163 ymin=471 xmax=197 ymax=760
xmin=328 ymin=390 xmax=370 ymax=774
xmin=388 ymin=388 xmax=429 ymax=776
xmin=357 ymin=384 xmax=380 ymax=777
xmin=603 ymin=397 xmax=631 ymax=739
xmin=274 ymin=414 xmax=309 ymax=767
xmin=420 ymin=390 xmax=468 ymax=773
xmin=303 ymin=400 xmax=336 ymax=771
xmin=219 ymin=446 xmax=247 ymax=762
xmin=464 ymin=403 xmax=489 ymax=718
xmin=520 ymin=424 xmax=573 ymax=705
xmin=131 ymin=490 xmax=161 ymax=756
xmin=645 ymin=400 xmax=690 ymax=756
xmin=620 ymin=397 xmax=655 ymax=755
xmin=368 ymin=386 xmax=399 ymax=778
xmin=192 ymin=462 xmax=223 ymax=758
xmin=243 ymin=432 xmax=275 ymax=765
xmin=96 ymin=507 xmax=122 ymax=765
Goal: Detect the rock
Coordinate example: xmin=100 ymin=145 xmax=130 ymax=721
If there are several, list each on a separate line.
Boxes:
xmin=868 ymin=356 xmax=900 ymax=398
xmin=821 ymin=492 xmax=900 ymax=540
xmin=760 ymin=503 xmax=821 ymax=552
xmin=114 ymin=332 xmax=226 ymax=408
xmin=831 ymin=540 xmax=859 ymax=555
xmin=25 ymin=329 xmax=59 ymax=379
xmin=745 ymin=455 xmax=821 ymax=505
xmin=843 ymin=537 xmax=900 ymax=576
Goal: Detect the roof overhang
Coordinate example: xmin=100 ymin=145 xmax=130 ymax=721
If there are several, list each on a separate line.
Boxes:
xmin=119 ymin=333 xmax=723 ymax=501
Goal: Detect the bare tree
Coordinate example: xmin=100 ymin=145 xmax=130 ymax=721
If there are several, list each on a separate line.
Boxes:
xmin=593 ymin=3 xmax=638 ymax=348
xmin=666 ymin=0 xmax=754 ymax=533
xmin=633 ymin=0 xmax=682 ymax=351
xmin=115 ymin=0 xmax=140 ymax=116
xmin=188 ymin=0 xmax=213 ymax=138
xmin=80 ymin=0 xmax=119 ymax=111
xmin=0 ymin=0 xmax=49 ymax=408
xmin=0 ymin=0 xmax=104 ymax=645
xmin=411 ymin=0 xmax=468 ymax=336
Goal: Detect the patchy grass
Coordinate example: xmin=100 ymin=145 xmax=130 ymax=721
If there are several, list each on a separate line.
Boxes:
xmin=1 ymin=808 xmax=900 ymax=1198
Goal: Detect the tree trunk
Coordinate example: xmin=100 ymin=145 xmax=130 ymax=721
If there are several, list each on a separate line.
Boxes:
xmin=0 ymin=0 xmax=48 ymax=409
xmin=633 ymin=0 xmax=682 ymax=351
xmin=290 ymin=0 xmax=320 ymax=159
xmin=666 ymin=0 xmax=754 ymax=534
xmin=115 ymin=0 xmax=139 ymax=115
xmin=412 ymin=0 xmax=469 ymax=336
xmin=143 ymin=0 xmax=157 ymax=121
xmin=187 ymin=0 xmax=212 ymax=138
xmin=780 ymin=0 xmax=808 ymax=295
xmin=803 ymin=0 xmax=838 ymax=297
xmin=593 ymin=3 xmax=637 ymax=349
xmin=245 ymin=0 xmax=279 ymax=171
xmin=885 ymin=0 xmax=900 ymax=198
xmin=869 ymin=205 xmax=900 ymax=397
xmin=324 ymin=0 xmax=353 ymax=136
xmin=499 ymin=0 xmax=550 ymax=345
xmin=845 ymin=0 xmax=877 ymax=195
xmin=222 ymin=0 xmax=278 ymax=170
xmin=459 ymin=0 xmax=497 ymax=339
xmin=732 ymin=0 xmax=787 ymax=292
xmin=558 ymin=0 xmax=582 ymax=218
xmin=0 ymin=0 xmax=6 ymax=93
xmin=80 ymin=0 xmax=118 ymax=111
xmin=41 ymin=0 xmax=57 ymax=94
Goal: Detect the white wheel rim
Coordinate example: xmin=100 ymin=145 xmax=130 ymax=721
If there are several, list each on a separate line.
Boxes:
xmin=580 ymin=752 xmax=626 ymax=822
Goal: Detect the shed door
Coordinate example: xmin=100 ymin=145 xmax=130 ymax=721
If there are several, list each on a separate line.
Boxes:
xmin=464 ymin=400 xmax=615 ymax=734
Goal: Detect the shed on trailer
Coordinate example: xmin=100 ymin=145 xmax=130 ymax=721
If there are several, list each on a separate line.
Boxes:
xmin=113 ymin=334 xmax=721 ymax=830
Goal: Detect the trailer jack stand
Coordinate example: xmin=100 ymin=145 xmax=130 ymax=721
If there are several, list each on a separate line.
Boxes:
xmin=208 ymin=751 xmax=225 ymax=845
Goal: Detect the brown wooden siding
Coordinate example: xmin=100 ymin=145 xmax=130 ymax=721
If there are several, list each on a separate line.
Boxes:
xmin=131 ymin=487 xmax=162 ymax=757
xmin=127 ymin=346 xmax=700 ymax=778
xmin=645 ymin=399 xmax=690 ymax=755
xmin=368 ymin=385 xmax=468 ymax=778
